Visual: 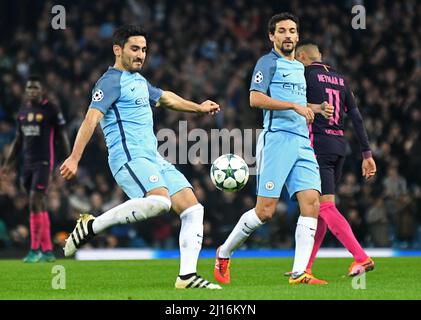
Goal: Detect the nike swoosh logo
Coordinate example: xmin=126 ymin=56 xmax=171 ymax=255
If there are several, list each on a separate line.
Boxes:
xmin=131 ymin=211 xmax=139 ymax=222
xmin=282 ymin=73 xmax=291 ymax=77
xmin=242 ymin=228 xmax=250 ymax=235
xmin=244 ymin=222 xmax=253 ymax=230
xmin=131 ymin=87 xmax=135 ymax=91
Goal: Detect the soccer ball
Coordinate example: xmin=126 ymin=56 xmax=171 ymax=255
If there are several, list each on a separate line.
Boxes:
xmin=210 ymin=154 xmax=249 ymax=192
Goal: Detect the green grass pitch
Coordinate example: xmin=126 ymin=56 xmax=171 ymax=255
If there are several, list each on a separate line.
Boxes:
xmin=0 ymin=257 xmax=420 ymax=300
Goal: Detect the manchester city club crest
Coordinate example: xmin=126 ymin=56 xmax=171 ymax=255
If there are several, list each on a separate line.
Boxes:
xmin=265 ymin=181 xmax=274 ymax=191
xmin=149 ymin=175 xmax=159 ymax=183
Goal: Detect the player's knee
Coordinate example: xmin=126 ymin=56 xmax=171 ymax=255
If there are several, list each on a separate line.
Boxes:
xmin=255 ymin=205 xmax=276 ymax=222
xmin=180 ymin=203 xmax=204 ymax=222
xmin=122 ymin=196 xmax=171 ymax=223
xmin=304 ymin=197 xmax=320 ymax=217
xmin=29 ymin=204 xmax=38 ymax=213
xmin=169 ymin=187 xmax=199 ymax=215
xmin=183 ymin=203 xmax=204 ymax=215
xmin=146 ymin=195 xmax=171 ymax=215
xmin=179 ymin=203 xmax=204 ymax=249
xmin=313 ymin=196 xmax=320 ymax=211
xmin=30 ymin=192 xmax=45 ymax=213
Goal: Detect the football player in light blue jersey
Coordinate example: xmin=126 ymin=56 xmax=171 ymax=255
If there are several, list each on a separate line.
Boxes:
xmin=60 ymin=25 xmax=221 ymax=289
xmin=215 ymin=13 xmax=333 ymax=285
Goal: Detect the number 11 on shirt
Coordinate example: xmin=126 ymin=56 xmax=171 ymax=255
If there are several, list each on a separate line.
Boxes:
xmin=325 ymin=88 xmax=340 ymax=126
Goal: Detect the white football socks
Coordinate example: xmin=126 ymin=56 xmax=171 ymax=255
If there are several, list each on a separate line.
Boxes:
xmin=178 ymin=203 xmax=204 ymax=276
xmin=291 ymin=216 xmax=318 ymax=276
xmin=92 ymin=195 xmax=171 ymax=234
xmin=219 ymin=208 xmax=264 ymax=259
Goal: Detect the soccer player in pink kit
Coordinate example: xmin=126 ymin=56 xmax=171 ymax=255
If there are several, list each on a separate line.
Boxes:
xmin=295 ymin=41 xmax=376 ymax=276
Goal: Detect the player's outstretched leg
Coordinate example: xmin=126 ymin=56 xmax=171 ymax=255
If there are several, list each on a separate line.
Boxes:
xmin=64 ymin=195 xmax=171 ymax=256
xmin=171 ymin=189 xmax=221 ymax=289
xmin=214 ymin=208 xmax=264 ymax=284
xmin=318 ymin=201 xmax=374 ymax=276
xmin=64 ymin=213 xmax=96 ymax=257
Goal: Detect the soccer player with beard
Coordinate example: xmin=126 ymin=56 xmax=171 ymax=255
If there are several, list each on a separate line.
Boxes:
xmin=214 ymin=13 xmax=333 ymax=285
xmin=60 ymin=25 xmax=222 ymax=289
xmin=294 ymin=41 xmax=376 ymax=276
xmin=1 ymin=75 xmax=71 ymax=262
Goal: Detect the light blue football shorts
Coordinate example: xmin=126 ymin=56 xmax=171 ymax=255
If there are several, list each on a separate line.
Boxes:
xmin=114 ymin=155 xmax=192 ymax=199
xmin=256 ymin=130 xmax=321 ymax=200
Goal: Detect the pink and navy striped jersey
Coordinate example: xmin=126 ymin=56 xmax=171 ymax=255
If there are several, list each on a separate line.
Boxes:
xmin=305 ymin=62 xmax=370 ymax=156
xmin=17 ymin=99 xmax=66 ymax=168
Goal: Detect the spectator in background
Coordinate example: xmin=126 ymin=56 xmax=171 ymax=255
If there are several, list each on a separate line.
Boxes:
xmin=68 ymin=184 xmax=90 ymax=214
xmin=383 ymin=165 xmax=409 ymax=239
xmin=346 ymin=208 xmax=366 ymax=245
xmin=47 ymin=189 xmax=72 ymax=236
xmin=337 ymin=173 xmax=360 ymax=219
xmin=89 ymin=192 xmax=104 ymax=217
xmin=366 ymin=198 xmax=390 ymax=247
xmin=395 ymin=194 xmax=417 ymax=248
xmin=383 ymin=165 xmax=407 ymax=199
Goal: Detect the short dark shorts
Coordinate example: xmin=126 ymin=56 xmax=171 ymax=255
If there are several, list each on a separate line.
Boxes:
xmin=316 ymin=154 xmax=345 ymax=195
xmin=22 ymin=162 xmax=50 ymax=193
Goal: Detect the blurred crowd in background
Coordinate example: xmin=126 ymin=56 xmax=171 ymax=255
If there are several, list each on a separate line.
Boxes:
xmin=0 ymin=0 xmax=420 ymax=255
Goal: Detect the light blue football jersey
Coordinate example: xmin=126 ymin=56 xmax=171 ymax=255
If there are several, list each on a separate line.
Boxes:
xmin=90 ymin=67 xmax=163 ymax=176
xmin=250 ymin=49 xmax=308 ymax=137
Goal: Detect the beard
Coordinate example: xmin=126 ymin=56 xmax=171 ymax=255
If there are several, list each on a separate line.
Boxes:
xmin=122 ymin=56 xmax=143 ymax=72
xmin=280 ymin=42 xmax=295 ymax=56
xmin=131 ymin=60 xmax=143 ymax=72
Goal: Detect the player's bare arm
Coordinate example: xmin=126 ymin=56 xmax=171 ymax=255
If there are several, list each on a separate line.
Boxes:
xmin=157 ymin=90 xmax=220 ymax=115
xmin=250 ymin=90 xmax=314 ymax=123
xmin=60 ymin=108 xmax=104 ymax=180
xmin=307 ymin=101 xmax=334 ymax=120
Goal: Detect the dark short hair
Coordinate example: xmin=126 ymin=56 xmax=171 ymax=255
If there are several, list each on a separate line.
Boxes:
xmin=26 ymin=74 xmax=43 ymax=86
xmin=112 ymin=25 xmax=147 ymax=48
xmin=296 ymin=39 xmax=319 ymax=51
xmin=268 ymin=12 xmax=299 ymax=34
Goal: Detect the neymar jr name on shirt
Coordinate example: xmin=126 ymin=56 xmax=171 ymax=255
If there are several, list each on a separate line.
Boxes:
xmin=317 ymin=74 xmax=345 ymax=86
